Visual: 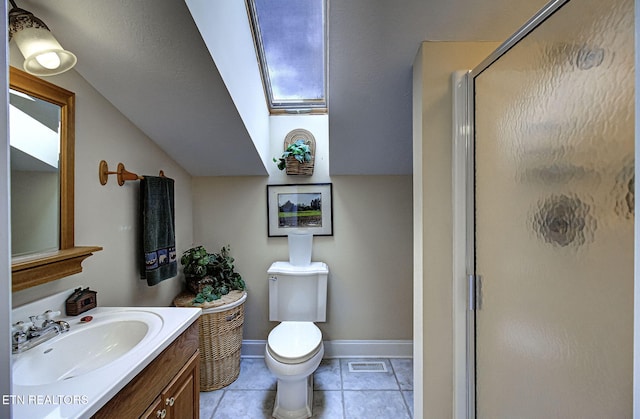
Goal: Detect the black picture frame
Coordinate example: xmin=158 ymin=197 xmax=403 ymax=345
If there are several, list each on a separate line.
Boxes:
xmin=267 ymin=183 xmax=333 ymax=237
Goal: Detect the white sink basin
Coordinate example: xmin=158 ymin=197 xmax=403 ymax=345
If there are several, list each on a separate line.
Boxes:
xmin=11 ymin=298 xmax=200 ymax=419
xmin=12 ymin=310 xmax=163 ymax=386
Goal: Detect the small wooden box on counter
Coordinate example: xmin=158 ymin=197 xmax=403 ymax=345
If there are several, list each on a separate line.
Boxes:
xmin=65 ymin=287 xmax=97 ymax=316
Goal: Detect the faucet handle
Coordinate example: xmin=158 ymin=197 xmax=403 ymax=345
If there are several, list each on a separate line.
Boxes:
xmin=11 ymin=321 xmax=33 ymax=333
xmin=43 ymin=310 xmax=61 ymax=320
xmin=29 ymin=310 xmax=61 ymax=327
xmin=30 ymin=310 xmax=61 ymax=323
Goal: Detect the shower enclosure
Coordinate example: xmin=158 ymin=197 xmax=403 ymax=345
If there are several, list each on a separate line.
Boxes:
xmin=463 ymin=0 xmax=634 ymax=416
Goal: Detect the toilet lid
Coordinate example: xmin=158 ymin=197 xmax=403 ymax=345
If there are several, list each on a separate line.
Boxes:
xmin=267 ymin=321 xmax=323 ymax=364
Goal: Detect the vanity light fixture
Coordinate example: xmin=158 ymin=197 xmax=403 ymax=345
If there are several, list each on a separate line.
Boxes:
xmin=8 ymin=0 xmax=77 ymax=76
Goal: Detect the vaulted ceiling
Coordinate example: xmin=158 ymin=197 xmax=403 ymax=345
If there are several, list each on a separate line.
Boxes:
xmin=12 ymin=0 xmax=549 ymax=176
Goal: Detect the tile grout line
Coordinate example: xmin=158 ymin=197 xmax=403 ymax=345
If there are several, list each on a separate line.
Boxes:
xmin=390 ymin=359 xmax=413 ymax=419
xmin=210 ymin=389 xmax=226 ymax=419
xmin=389 ymin=358 xmax=400 ymax=389
xmin=340 ymin=359 xmax=348 ymax=419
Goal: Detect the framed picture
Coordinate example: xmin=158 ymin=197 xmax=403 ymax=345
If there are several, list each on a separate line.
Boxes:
xmin=267 ymin=183 xmax=333 ymax=237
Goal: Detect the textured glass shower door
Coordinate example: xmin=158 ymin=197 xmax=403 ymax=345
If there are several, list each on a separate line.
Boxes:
xmin=473 ymin=0 xmax=634 ymax=417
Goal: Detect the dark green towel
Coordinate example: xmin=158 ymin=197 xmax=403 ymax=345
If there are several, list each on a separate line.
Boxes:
xmin=140 ymin=176 xmax=177 ymax=286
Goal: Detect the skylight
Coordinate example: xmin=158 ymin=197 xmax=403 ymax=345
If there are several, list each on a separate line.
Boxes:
xmin=247 ymin=0 xmax=327 ymax=113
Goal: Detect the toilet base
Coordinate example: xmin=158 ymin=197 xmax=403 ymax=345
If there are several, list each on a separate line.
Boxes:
xmin=265 ymin=338 xmax=324 ymax=419
xmin=272 ymin=374 xmax=314 ymax=419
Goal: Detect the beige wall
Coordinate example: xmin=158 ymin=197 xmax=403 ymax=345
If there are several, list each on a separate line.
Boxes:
xmin=11 ymin=62 xmax=193 ymax=308
xmin=413 ymin=41 xmax=499 ymax=419
xmin=192 ymin=175 xmax=413 ymax=341
xmin=191 ymin=112 xmax=413 ymax=342
xmin=9 ymin=55 xmax=413 ymax=345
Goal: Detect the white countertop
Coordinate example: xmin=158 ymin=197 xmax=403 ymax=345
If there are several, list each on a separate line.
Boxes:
xmin=11 ymin=291 xmax=200 ymax=419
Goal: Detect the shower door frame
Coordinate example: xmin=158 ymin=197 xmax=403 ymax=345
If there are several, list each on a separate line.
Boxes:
xmin=451 ymin=0 xmax=635 ymax=417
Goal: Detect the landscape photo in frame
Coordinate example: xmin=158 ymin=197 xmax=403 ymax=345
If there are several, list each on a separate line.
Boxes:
xmin=267 ymin=183 xmax=333 ymax=236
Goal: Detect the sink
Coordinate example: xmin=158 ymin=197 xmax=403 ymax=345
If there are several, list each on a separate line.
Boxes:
xmin=12 ymin=310 xmax=163 ymax=386
xmin=11 ymin=299 xmax=200 ymax=419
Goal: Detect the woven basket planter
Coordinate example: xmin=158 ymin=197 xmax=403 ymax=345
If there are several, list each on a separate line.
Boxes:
xmin=285 ymin=156 xmax=315 ymax=175
xmin=174 ymin=291 xmax=247 ymax=391
xmin=283 ymin=128 xmax=316 ymax=176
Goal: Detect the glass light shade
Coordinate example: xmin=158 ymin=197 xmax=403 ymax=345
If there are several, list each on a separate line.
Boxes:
xmin=12 ymin=27 xmax=77 ymax=76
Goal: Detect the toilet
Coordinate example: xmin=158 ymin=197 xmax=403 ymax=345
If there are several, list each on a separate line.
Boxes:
xmin=265 ymin=261 xmax=329 ymax=419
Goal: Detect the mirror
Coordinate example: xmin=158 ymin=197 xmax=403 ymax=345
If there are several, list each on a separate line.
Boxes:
xmin=10 ymin=87 xmax=61 ymax=256
xmin=10 ymin=66 xmax=101 ymax=292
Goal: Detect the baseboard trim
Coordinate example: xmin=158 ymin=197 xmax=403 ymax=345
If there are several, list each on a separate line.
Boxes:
xmin=241 ymin=339 xmax=413 ymax=359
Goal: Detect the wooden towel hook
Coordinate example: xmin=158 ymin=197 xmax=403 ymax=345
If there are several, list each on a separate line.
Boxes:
xmin=99 ymin=160 xmax=165 ymax=186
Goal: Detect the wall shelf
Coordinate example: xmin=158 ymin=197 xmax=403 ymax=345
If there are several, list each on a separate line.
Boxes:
xmin=12 ymin=246 xmax=103 ymax=292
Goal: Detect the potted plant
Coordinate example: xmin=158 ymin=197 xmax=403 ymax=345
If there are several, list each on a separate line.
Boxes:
xmin=180 ymin=245 xmax=246 ymax=302
xmin=180 ymin=245 xmax=209 ymax=284
xmin=274 ymin=139 xmax=314 ymax=175
xmin=175 ymin=245 xmax=247 ymax=391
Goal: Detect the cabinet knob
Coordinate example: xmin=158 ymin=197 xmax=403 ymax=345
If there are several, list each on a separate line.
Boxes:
xmin=165 ymin=397 xmax=175 ymax=406
xmin=156 ymin=408 xmax=167 ymax=418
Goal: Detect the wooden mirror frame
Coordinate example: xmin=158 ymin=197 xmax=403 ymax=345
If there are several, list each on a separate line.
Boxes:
xmin=10 ymin=66 xmax=101 ymax=292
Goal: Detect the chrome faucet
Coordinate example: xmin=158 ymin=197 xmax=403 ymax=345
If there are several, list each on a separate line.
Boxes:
xmin=12 ymin=310 xmax=70 ymax=354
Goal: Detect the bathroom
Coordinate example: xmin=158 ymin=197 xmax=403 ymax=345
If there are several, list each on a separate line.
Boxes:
xmin=0 ymin=0 xmax=636 ymax=418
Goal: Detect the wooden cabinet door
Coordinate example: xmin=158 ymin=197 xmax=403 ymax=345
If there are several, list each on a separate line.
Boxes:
xmin=164 ymin=351 xmax=199 ymax=419
xmin=140 ymin=397 xmax=164 ymax=419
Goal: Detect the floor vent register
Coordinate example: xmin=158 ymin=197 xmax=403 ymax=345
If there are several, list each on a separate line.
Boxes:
xmin=347 ymin=361 xmax=388 ymax=373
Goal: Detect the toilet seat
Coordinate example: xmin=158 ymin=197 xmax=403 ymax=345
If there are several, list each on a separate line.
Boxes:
xmin=267 ymin=321 xmax=322 ymax=364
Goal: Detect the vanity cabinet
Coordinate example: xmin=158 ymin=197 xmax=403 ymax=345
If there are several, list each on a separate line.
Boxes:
xmin=140 ymin=352 xmax=199 ymax=419
xmin=93 ymin=320 xmax=200 ymax=419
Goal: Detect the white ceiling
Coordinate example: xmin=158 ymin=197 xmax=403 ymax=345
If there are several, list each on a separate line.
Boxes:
xmin=13 ymin=0 xmax=550 ymax=176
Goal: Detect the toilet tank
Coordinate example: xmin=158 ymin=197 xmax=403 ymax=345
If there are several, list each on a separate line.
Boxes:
xmin=268 ymin=261 xmax=328 ymax=322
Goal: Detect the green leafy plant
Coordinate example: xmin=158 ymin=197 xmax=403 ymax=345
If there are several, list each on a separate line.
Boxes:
xmin=180 ymin=245 xmax=209 ymax=279
xmin=273 ymin=139 xmax=313 ymax=171
xmin=181 ymin=245 xmax=246 ymax=304
xmin=193 ymin=285 xmax=219 ymax=304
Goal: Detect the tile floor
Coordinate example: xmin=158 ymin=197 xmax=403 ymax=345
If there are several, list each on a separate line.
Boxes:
xmin=199 ymin=358 xmax=414 ymax=419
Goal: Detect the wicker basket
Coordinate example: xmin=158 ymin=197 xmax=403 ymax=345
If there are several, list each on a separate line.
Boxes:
xmin=285 ymin=156 xmax=315 ymax=175
xmin=174 ymin=291 xmax=247 ymax=391
xmin=284 ymin=128 xmax=316 ymax=176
